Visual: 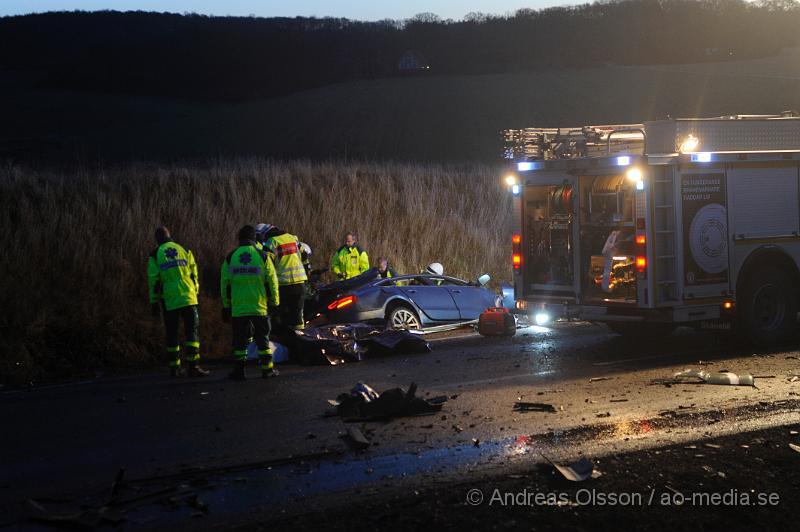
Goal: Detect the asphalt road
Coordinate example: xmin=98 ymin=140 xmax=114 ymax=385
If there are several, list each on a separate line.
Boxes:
xmin=3 ymin=321 xmax=800 ymax=529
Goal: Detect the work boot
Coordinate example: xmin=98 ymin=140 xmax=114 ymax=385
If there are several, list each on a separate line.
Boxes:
xmin=186 ymin=362 xmax=210 ymax=378
xmin=228 ymin=361 xmax=246 ymax=381
xmin=261 ymin=368 xmax=280 ymax=379
xmin=170 ymin=366 xmax=185 ymax=378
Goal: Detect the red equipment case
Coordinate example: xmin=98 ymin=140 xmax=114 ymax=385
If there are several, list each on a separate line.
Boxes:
xmin=478 ymin=307 xmax=516 ymax=336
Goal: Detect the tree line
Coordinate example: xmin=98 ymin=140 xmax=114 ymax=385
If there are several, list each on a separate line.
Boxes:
xmin=1 ymin=0 xmax=799 ymax=100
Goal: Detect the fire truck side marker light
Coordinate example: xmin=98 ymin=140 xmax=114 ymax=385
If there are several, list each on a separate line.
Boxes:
xmin=636 ymin=235 xmax=646 ymax=245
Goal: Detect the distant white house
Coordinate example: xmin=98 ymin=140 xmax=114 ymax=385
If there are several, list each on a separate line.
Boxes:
xmin=398 ymin=50 xmax=430 ymax=71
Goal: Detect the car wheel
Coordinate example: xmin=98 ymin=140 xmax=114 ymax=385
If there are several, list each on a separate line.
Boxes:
xmin=388 ymin=305 xmax=422 ymax=330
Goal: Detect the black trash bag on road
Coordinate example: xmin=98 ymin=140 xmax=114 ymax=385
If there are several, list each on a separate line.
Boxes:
xmin=334 ymin=382 xmax=444 ymax=421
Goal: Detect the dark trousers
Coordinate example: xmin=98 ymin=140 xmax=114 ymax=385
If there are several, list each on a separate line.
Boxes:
xmin=278 ymin=283 xmax=306 ymax=330
xmin=232 ymin=315 xmax=273 ymax=369
xmin=163 ymin=305 xmax=200 ymax=367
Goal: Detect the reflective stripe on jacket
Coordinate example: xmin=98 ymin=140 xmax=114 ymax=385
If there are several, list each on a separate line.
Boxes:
xmin=220 ymin=243 xmax=280 ymax=317
xmin=147 ymin=241 xmax=199 ymax=311
xmin=265 ymin=232 xmax=308 ymax=286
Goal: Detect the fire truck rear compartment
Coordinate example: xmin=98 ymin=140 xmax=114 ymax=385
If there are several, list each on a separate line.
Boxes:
xmin=523 ymin=174 xmax=638 ymax=303
xmin=579 ymin=174 xmax=638 ymax=303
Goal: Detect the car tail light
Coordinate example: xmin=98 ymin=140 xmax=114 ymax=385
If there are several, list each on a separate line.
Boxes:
xmin=327 ymin=295 xmax=357 ymax=310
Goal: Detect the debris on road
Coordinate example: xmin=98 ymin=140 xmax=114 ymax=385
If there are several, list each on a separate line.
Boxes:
xmin=329 ymin=382 xmax=444 ymax=421
xmin=673 ymin=369 xmax=755 ymax=387
xmin=541 ymin=455 xmax=595 ymax=482
xmin=295 ymin=324 xmax=431 ymax=365
xmin=789 ymin=443 xmax=800 ymax=454
xmin=589 ymin=377 xmax=613 ymax=383
xmin=513 ymin=402 xmax=557 ymax=413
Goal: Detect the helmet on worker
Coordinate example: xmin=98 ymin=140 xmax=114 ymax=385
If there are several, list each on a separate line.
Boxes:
xmin=255 ymin=223 xmax=274 ymax=243
xmin=425 ymin=262 xmax=444 ymax=276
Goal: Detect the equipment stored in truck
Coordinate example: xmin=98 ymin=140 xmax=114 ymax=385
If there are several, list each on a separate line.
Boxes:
xmin=504 ymin=112 xmax=800 ymax=346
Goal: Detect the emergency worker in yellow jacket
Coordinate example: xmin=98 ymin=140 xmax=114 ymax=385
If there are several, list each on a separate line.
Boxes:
xmin=147 ymin=226 xmax=210 ymax=377
xmin=257 ymin=224 xmax=308 ymax=330
xmin=331 ymin=232 xmax=369 ymax=280
xmin=221 ymin=225 xmax=280 ymax=380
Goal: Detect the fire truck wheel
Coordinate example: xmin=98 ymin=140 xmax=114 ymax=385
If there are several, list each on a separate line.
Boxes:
xmin=606 ymin=322 xmax=674 ymax=338
xmin=737 ymin=266 xmax=798 ymax=347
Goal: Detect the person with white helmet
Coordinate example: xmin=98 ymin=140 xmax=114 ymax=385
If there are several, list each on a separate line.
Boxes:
xmin=299 ymin=242 xmax=312 ymax=274
xmin=424 ymin=262 xmax=445 ymax=285
xmin=425 ymin=262 xmax=444 ymax=276
xmin=257 ymin=223 xmax=308 ymax=331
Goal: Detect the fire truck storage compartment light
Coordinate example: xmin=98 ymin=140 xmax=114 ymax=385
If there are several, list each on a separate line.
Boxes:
xmin=679 ymin=135 xmax=700 ymax=153
xmin=616 ymin=156 xmax=631 ymax=166
xmin=691 ymin=152 xmax=713 ymax=163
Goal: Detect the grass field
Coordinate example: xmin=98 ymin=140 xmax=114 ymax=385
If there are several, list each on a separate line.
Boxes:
xmin=0 ymin=159 xmax=512 ymax=385
xmin=3 ymin=50 xmax=800 ymax=162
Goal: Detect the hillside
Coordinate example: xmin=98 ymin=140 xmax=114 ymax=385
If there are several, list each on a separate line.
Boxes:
xmin=3 ymin=49 xmax=800 ymax=162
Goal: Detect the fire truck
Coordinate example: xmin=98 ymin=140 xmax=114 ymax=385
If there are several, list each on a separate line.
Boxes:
xmin=504 ymin=112 xmax=800 ymax=345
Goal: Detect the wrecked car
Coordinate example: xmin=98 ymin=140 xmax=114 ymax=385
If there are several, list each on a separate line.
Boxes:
xmin=306 ymin=268 xmax=500 ymax=330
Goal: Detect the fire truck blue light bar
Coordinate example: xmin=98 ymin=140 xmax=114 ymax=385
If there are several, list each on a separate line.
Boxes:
xmin=517 ymin=162 xmax=543 ymax=171
xmin=691 ymin=153 xmax=713 ymax=163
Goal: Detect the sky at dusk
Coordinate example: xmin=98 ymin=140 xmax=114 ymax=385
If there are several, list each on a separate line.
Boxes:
xmin=1 ymin=1 xmax=574 ymax=20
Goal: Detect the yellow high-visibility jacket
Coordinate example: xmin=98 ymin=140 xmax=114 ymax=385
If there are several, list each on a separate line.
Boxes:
xmin=331 ymin=245 xmax=369 ymax=280
xmin=220 ymin=243 xmax=280 ymax=317
xmin=264 ymin=232 xmax=308 ymax=286
xmin=147 ymin=241 xmax=199 ymax=311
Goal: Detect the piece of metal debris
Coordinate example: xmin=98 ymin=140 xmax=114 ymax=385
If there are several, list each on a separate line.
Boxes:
xmin=589 ymin=377 xmax=613 ymax=383
xmin=541 ymin=454 xmax=595 ymax=482
xmin=513 ymin=402 xmax=557 ymax=413
xmin=673 ymin=369 xmax=755 ymax=386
